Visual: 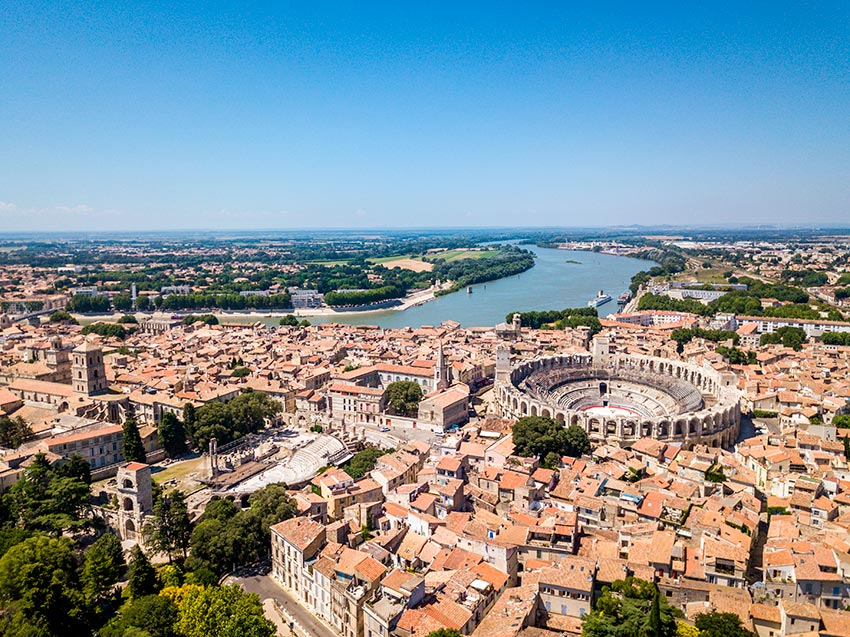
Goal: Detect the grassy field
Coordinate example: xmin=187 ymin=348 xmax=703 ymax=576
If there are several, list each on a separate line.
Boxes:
xmin=671 ymin=266 xmax=731 ymax=285
xmin=369 ymin=254 xmax=412 ymax=264
xmin=152 ymin=456 xmax=205 ymax=488
xmin=433 ymin=248 xmax=502 ymax=262
xmin=694 ymin=268 xmax=732 ymax=284
xmin=367 ymin=255 xmax=433 ymax=272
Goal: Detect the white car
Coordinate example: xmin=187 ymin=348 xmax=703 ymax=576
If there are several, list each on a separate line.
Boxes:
xmin=379 ymin=425 xmax=390 ymax=432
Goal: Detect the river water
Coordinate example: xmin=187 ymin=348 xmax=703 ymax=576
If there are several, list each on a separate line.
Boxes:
xmin=297 ymin=244 xmax=649 ymax=329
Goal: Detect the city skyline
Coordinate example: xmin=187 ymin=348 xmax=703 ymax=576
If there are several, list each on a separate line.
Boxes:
xmin=2 ymin=2 xmax=849 ymax=231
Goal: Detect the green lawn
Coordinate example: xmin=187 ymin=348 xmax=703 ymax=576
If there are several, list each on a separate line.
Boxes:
xmin=152 ymin=456 xmax=205 ymax=485
xmin=435 ymin=248 xmax=502 ymax=262
xmin=367 ymin=254 xmax=413 ymax=264
xmin=694 ymin=268 xmax=732 ymax=284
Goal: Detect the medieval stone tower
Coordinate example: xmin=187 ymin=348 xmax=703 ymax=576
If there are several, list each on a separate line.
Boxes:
xmin=116 ymin=462 xmax=153 ymax=542
xmin=591 ymin=335 xmax=610 ymax=365
xmin=495 ymin=343 xmax=511 ymax=385
xmin=72 ymin=341 xmax=107 ymax=395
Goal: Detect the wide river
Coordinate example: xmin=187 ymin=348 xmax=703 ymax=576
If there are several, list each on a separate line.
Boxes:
xmin=295 ymin=244 xmax=650 ymax=329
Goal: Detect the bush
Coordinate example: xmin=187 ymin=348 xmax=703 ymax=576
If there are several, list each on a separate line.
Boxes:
xmin=752 ymin=410 xmax=778 ymax=419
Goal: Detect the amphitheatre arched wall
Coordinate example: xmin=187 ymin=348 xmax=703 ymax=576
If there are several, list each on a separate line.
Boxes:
xmin=496 ymin=353 xmax=740 ymax=449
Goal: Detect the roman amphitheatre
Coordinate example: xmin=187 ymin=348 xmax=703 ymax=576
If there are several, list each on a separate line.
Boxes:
xmin=496 ymin=342 xmax=741 ymax=449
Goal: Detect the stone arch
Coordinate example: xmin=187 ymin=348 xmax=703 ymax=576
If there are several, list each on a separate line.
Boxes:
xmin=555 ymin=412 xmax=565 ymax=425
xmin=570 ymin=414 xmax=580 ymax=427
xmin=589 ymin=418 xmax=601 ymax=434
xmin=125 ymin=519 xmax=136 ymax=540
xmin=123 ymin=497 xmax=134 ymax=512
xmin=688 ymin=418 xmax=698 ymax=436
xmin=623 ymin=421 xmax=636 ymax=438
xmin=520 ymin=401 xmax=528 ymax=416
xmin=122 ymin=478 xmax=134 ymax=489
xmin=673 ymin=420 xmax=684 ymax=437
xmin=541 ymin=408 xmax=551 ymax=419
xmin=641 ymin=421 xmax=652 ymax=437
xmin=657 ymin=421 xmax=668 ymax=437
xmin=530 ymin=404 xmax=538 ymax=417
xmin=606 ymin=421 xmax=617 ymax=435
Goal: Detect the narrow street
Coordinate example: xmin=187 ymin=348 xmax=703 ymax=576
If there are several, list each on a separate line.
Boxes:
xmin=227 ymin=574 xmax=339 ymax=637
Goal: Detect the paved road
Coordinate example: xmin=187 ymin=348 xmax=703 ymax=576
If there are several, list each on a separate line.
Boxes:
xmin=228 ymin=574 xmax=339 ymax=637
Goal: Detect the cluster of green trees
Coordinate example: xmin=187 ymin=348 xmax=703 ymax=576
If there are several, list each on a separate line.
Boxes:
xmin=1 ymin=300 xmax=45 ymax=312
xmin=670 ymin=328 xmax=739 ymax=350
xmin=0 ymin=415 xmax=33 ymax=448
xmin=637 ymin=293 xmax=712 ymax=316
xmin=158 ymin=293 xmax=292 ymax=311
xmin=628 ymin=250 xmax=687 ymax=294
xmin=1 ymin=453 xmax=92 ymax=535
xmin=158 ymin=413 xmax=188 ymax=457
xmin=183 ymin=390 xmax=281 ymax=450
xmin=121 ymin=418 xmax=147 ymax=464
xmin=188 ymin=485 xmax=297 ymax=578
xmin=822 ymin=332 xmax=850 ymax=346
xmin=67 ymin=294 xmax=113 ymax=313
xmin=639 ymin=283 xmax=841 ymax=323
xmin=780 ymin=269 xmax=828 ymax=287
xmin=759 ymin=326 xmax=807 ymax=350
xmin=82 ymin=322 xmax=129 ymax=339
xmin=0 ymin=448 xmax=287 ymax=636
xmin=511 ymin=416 xmax=590 ymax=468
xmin=832 ymin=414 xmax=850 ymax=428
xmin=278 ymin=315 xmax=310 ymax=327
xmin=343 ymin=447 xmax=395 ymax=479
xmin=182 ymin=314 xmax=218 ymax=326
xmin=715 ymin=346 xmax=757 ymax=365
xmin=582 ymin=577 xmax=679 ymax=637
xmin=507 ymin=306 xmax=600 ymax=333
xmin=112 ymin=294 xmax=135 ymax=311
xmin=324 ymin=285 xmax=404 ymax=306
xmin=727 ymin=277 xmax=809 ymax=304
xmin=102 ymin=581 xmax=274 ymax=637
xmin=49 ymin=310 xmax=78 ymax=324
xmin=433 ymin=247 xmax=535 ymax=294
xmin=385 ymin=381 xmax=423 ymax=417
xmin=582 ymin=577 xmax=754 ymax=637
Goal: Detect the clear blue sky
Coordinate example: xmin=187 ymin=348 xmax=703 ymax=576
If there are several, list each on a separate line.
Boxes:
xmin=1 ymin=2 xmax=849 ymax=231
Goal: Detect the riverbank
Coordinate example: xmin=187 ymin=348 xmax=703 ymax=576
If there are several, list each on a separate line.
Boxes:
xmin=71 ymin=282 xmax=453 ymax=326
xmin=292 ymin=282 xmax=449 ymax=318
